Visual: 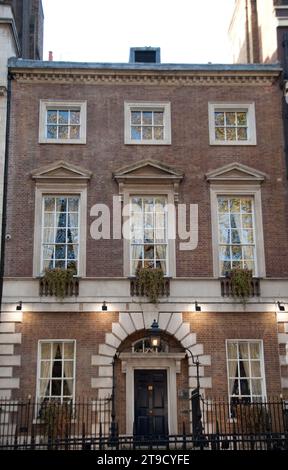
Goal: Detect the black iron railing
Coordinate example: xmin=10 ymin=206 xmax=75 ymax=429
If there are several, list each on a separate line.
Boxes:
xmin=0 ymin=397 xmax=288 ymax=450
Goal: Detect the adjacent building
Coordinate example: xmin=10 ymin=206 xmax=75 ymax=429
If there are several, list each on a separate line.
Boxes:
xmin=0 ymin=46 xmax=288 ymax=437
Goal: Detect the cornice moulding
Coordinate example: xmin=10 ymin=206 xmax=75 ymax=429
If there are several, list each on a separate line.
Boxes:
xmin=10 ymin=69 xmax=281 ymax=86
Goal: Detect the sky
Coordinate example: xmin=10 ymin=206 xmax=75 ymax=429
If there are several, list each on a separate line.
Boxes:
xmin=42 ymin=0 xmax=236 ymax=64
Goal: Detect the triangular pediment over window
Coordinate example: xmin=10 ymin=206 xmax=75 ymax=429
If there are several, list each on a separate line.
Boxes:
xmin=113 ymin=159 xmax=184 ymax=184
xmin=205 ymin=162 xmax=267 ymax=183
xmin=31 ymin=160 xmax=92 ymax=182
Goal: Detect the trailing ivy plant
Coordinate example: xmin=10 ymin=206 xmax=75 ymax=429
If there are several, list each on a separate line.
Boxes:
xmin=229 ymin=268 xmax=253 ymax=304
xmin=43 ymin=263 xmax=77 ymax=299
xmin=136 ymin=267 xmax=165 ymax=304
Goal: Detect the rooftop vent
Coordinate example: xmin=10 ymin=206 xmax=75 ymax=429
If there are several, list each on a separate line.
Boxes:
xmin=129 ymin=47 xmax=161 ymax=64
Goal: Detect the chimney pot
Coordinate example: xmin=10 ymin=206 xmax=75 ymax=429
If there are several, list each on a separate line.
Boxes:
xmin=48 ymin=51 xmax=53 ymax=61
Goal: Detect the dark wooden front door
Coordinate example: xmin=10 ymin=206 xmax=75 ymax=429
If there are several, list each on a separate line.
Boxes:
xmin=134 ymin=369 xmax=168 ymax=436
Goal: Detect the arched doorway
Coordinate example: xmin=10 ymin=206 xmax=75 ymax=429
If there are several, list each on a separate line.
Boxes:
xmin=118 ymin=329 xmax=186 ymax=435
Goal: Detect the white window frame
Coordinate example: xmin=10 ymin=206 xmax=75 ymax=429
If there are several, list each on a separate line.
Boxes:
xmin=210 ymin=185 xmax=266 ymax=278
xmin=40 ymin=195 xmax=80 ymax=273
xmin=36 ymin=339 xmax=76 ymax=404
xmin=123 ymin=186 xmax=176 ymax=278
xmin=39 ymin=100 xmax=87 ymax=144
xmin=225 ymin=339 xmax=267 ymax=402
xmin=208 ymin=102 xmax=257 ymax=146
xmin=216 ymin=195 xmax=257 ymax=276
xmin=129 ymin=195 xmax=169 ymax=276
xmin=124 ymin=102 xmax=171 ymax=145
xmin=33 ymin=186 xmax=87 ymax=277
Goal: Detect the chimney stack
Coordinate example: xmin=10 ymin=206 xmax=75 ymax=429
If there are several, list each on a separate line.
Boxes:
xmin=48 ymin=51 xmax=53 ymax=61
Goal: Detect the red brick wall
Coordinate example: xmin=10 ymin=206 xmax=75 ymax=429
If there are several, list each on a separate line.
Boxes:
xmin=15 ymin=311 xmax=283 ymax=429
xmin=5 ymin=78 xmax=288 ymax=278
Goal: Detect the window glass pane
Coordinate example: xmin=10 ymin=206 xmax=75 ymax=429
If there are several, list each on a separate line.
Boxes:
xmin=218 ymin=198 xmax=229 ymax=213
xmin=51 ymin=380 xmax=62 ymax=396
xmin=44 ymin=197 xmax=55 ymax=212
xmin=63 ymin=362 xmax=73 ymax=379
xmin=240 ymin=379 xmax=250 ymax=395
xmin=214 ymin=112 xmax=224 ymax=126
xmin=230 ymin=199 xmax=240 ymax=213
xmin=243 ymin=246 xmax=254 ymax=260
xmin=143 ymin=127 xmax=152 ymax=140
xmin=215 ymin=128 xmax=225 ymax=140
xmin=155 ymin=229 xmax=166 ymax=242
xmin=58 ymin=126 xmax=69 ymax=139
xmin=156 ymin=260 xmax=166 ymax=272
xmin=70 ymin=110 xmax=80 ymax=124
xmin=56 ymin=198 xmax=67 ymax=212
xmin=43 ymin=228 xmax=55 ymax=243
xmin=219 ymin=228 xmax=230 ymax=244
xmin=251 ymin=361 xmax=261 ymax=377
xmin=237 ymin=112 xmax=247 ymax=126
xmin=67 ymin=245 xmax=78 ymax=260
xmin=58 ymin=111 xmax=69 ymax=124
xmin=226 ymin=112 xmax=236 ymax=126
xmin=240 ymin=361 xmax=250 ymax=377
xmin=239 ymin=343 xmax=249 ymax=359
xmin=63 ymin=380 xmax=73 ymax=396
xmin=242 ymin=229 xmax=254 ymax=244
xmin=231 ymin=230 xmax=241 ymax=243
xmin=232 ymin=246 xmax=242 ymax=260
xmin=40 ymin=361 xmax=51 ymax=378
xmin=52 ymin=360 xmax=62 ymax=378
xmin=53 ymin=343 xmax=63 ymax=359
xmin=218 ymin=214 xmax=230 ymax=228
xmin=131 ymin=111 xmax=141 ymax=125
xmin=144 ymin=229 xmax=154 ymax=243
xmin=64 ymin=343 xmax=74 ymax=359
xmin=154 ymin=112 xmax=163 ymax=125
xmin=226 ymin=128 xmax=237 ymax=140
xmin=131 ymin=197 xmax=142 ymax=211
xmin=70 ymin=126 xmax=80 ymax=139
xmin=242 ymin=214 xmax=253 ymax=228
xmin=47 ymin=125 xmax=57 ymax=139
xmin=55 ymin=245 xmax=66 ymax=259
xmin=249 ymin=343 xmax=260 ymax=359
xmin=237 ymin=128 xmax=247 ymax=140
xmin=228 ymin=361 xmax=238 ymax=377
xmin=131 ymin=245 xmax=143 ymax=260
xmin=230 ymin=214 xmax=241 ymax=229
xmin=144 ymin=245 xmax=154 ymax=259
xmin=68 ymin=229 xmax=78 ymax=243
xmin=219 ymin=246 xmax=231 ymax=261
xmin=142 ymin=112 xmax=152 ymax=125
xmin=131 ymin=126 xmax=141 ymax=140
xmin=221 ymin=261 xmax=231 ymax=275
xmin=41 ymin=343 xmax=51 ymax=359
xmin=43 ymin=245 xmax=54 ymax=261
xmin=69 ymin=213 xmax=78 ymax=228
xmin=241 ymin=199 xmax=252 ymax=213
xmin=155 ymin=245 xmax=166 ymax=259
xmin=251 ymin=379 xmax=262 ymax=395
xmin=154 ymin=127 xmax=164 ymax=140
xmin=47 ymin=110 xmax=57 ymax=124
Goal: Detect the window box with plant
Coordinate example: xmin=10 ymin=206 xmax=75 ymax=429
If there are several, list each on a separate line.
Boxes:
xmin=221 ymin=268 xmax=260 ymax=301
xmin=130 ymin=266 xmax=170 ymax=303
xmin=39 ymin=263 xmax=79 ymax=298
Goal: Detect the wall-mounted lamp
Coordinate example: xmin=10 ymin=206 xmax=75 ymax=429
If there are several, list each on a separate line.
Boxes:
xmin=102 ymin=301 xmax=108 ymax=311
xmin=277 ymin=301 xmax=285 ymax=312
xmin=195 ymin=301 xmax=201 ymax=312
xmin=149 ymin=319 xmax=161 ymax=351
xmin=16 ymin=301 xmax=22 ymax=311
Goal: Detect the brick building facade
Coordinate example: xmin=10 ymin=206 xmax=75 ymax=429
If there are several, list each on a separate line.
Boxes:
xmin=0 ymin=49 xmax=288 ymax=436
